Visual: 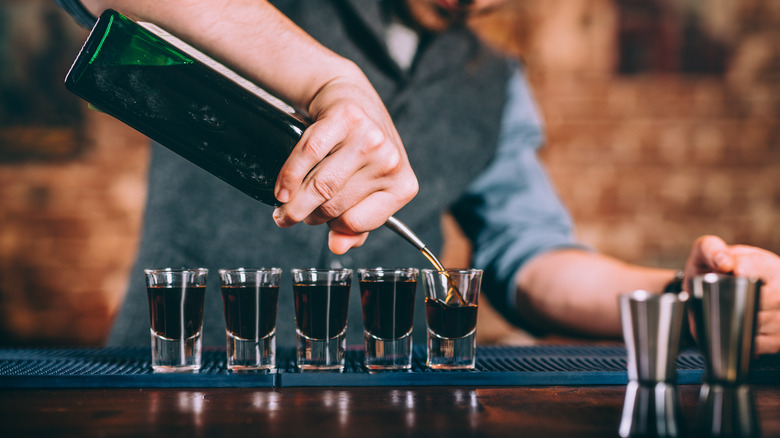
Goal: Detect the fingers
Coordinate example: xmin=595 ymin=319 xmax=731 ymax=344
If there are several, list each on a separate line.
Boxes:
xmin=755 ymin=283 xmax=780 ymax=356
xmin=685 ymin=236 xmax=780 ymax=355
xmin=328 ymin=231 xmax=369 ymax=255
xmin=684 ymin=235 xmax=733 ymax=278
xmin=758 ymin=309 xmax=780 ymax=335
xmin=270 ymin=75 xmax=418 ymax=253
xmin=754 ymin=334 xmax=780 ymax=356
xmin=720 ymin=245 xmax=780 ymax=311
xmin=273 ymin=149 xmax=365 ymax=228
xmin=324 ymin=190 xmax=417 ymax=254
xmin=273 ymin=127 xmax=416 ymax=236
xmin=273 ymin=110 xmax=353 ymax=205
xmin=736 ymin=247 xmax=780 ymax=355
xmin=304 ymin=147 xmax=415 ymax=226
xmin=312 ymin=190 xmax=420 ymax=254
xmin=729 ymin=245 xmax=780 ymax=282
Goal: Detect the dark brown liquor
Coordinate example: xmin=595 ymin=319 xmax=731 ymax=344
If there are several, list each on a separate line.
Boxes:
xmin=293 ymin=283 xmax=350 ymax=340
xmin=425 ymin=297 xmax=478 ymax=339
xmin=146 ymin=285 xmax=206 ymax=339
xmin=359 ymin=280 xmax=416 ymax=339
xmin=221 ymin=285 xmax=279 ymax=340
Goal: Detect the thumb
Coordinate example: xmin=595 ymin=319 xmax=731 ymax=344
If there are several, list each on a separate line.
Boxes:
xmin=685 ymin=235 xmax=735 ymax=277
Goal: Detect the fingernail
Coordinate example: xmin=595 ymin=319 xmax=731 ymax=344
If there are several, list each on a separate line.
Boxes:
xmin=714 ymin=253 xmax=730 ymax=268
xmin=276 ymin=188 xmax=290 ymax=204
xmin=272 ymin=208 xmax=284 ymax=226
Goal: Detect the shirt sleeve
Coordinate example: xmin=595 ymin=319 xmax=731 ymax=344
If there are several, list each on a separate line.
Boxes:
xmin=54 ymin=0 xmax=97 ymax=29
xmin=450 ymin=62 xmax=590 ymax=327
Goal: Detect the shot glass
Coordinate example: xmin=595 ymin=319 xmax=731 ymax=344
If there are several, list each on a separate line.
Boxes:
xmin=291 ymin=268 xmax=352 ymax=371
xmin=218 ymin=268 xmax=282 ymax=371
xmin=358 ymin=268 xmax=419 ymax=370
xmin=144 ymin=268 xmax=208 ymax=372
xmin=421 ymin=269 xmax=482 ymax=370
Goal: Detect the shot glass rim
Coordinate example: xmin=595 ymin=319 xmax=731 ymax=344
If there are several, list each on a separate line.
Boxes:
xmin=358 ymin=267 xmax=420 ymax=273
xmin=357 ymin=267 xmax=419 ymax=279
xmin=144 ymin=267 xmax=208 ymax=275
xmin=218 ymin=267 xmax=283 ymax=275
xmin=421 ymin=268 xmax=483 ymax=275
xmin=290 ymin=267 xmax=353 ymax=274
xmin=694 ymin=272 xmax=761 ymax=285
xmin=291 ymin=268 xmax=353 ymax=287
xmin=421 ymin=269 xmax=481 ymax=305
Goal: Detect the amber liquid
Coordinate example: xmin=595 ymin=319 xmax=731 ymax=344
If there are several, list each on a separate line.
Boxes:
xmin=146 ymin=285 xmax=206 ymax=339
xmin=425 ymin=297 xmax=478 ymax=338
xmin=293 ymin=283 xmax=351 ymax=340
xmin=421 ymin=247 xmax=466 ymax=305
xmin=359 ymin=280 xmax=416 ymax=339
xmin=221 ymin=285 xmax=279 ymax=340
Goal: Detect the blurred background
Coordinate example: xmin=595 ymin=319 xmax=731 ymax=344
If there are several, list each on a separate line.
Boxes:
xmin=0 ymin=0 xmax=778 ymax=346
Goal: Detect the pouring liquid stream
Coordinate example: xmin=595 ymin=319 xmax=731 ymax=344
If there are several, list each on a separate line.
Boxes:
xmin=383 ymin=216 xmax=467 ymax=306
xmin=420 ymin=247 xmax=467 ymax=306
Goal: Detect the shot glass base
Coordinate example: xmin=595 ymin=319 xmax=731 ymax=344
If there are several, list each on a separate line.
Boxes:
xmin=426 ymin=329 xmax=476 ymax=370
xmin=150 ymin=330 xmax=201 ymax=373
xmin=296 ymin=331 xmax=346 ymax=371
xmin=226 ymin=331 xmax=276 ymax=371
xmin=364 ymin=331 xmax=412 ymax=370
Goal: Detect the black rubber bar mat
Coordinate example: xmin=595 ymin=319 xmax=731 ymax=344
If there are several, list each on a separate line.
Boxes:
xmin=1 ymin=345 xmax=778 ymax=388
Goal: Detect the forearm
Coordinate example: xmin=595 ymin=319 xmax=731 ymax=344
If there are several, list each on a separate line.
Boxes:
xmin=79 ymin=0 xmax=364 ymax=112
xmin=515 ymin=249 xmax=676 ymax=338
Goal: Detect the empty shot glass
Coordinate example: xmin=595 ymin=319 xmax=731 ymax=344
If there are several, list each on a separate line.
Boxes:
xmin=144 ymin=268 xmax=208 ymax=372
xmin=422 ymin=269 xmax=482 ymax=370
xmin=358 ymin=268 xmax=419 ymax=370
xmin=218 ymin=268 xmax=282 ymax=371
xmin=291 ymin=268 xmax=352 ymax=371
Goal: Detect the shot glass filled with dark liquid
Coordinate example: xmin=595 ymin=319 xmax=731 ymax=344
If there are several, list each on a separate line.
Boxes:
xmin=421 ymin=269 xmax=482 ymax=370
xmin=292 ymin=268 xmax=352 ymax=371
xmin=144 ymin=268 xmax=208 ymax=372
xmin=219 ymin=268 xmax=281 ymax=371
xmin=358 ymin=268 xmax=418 ymax=370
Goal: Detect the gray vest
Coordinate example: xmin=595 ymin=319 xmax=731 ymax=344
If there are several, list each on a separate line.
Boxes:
xmin=109 ymin=0 xmax=510 ymax=347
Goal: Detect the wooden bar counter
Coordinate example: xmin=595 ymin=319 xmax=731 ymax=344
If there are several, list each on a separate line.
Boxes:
xmin=2 ymin=384 xmax=780 ymax=437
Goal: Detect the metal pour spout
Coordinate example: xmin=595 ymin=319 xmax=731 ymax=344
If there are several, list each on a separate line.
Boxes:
xmin=384 ymin=216 xmax=466 ymax=306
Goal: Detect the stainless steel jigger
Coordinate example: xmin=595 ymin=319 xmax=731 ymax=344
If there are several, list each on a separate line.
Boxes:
xmin=620 ymin=290 xmax=687 ymax=384
xmin=690 ymin=273 xmax=762 ymax=437
xmin=689 ymin=273 xmax=761 ymax=384
xmin=618 ymin=290 xmax=687 ymax=438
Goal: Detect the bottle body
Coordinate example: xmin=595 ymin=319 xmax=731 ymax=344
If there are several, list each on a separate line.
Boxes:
xmin=65 ymin=10 xmax=310 ymax=206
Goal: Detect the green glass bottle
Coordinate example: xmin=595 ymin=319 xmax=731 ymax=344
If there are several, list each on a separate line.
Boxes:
xmin=65 ymin=9 xmax=310 ymax=206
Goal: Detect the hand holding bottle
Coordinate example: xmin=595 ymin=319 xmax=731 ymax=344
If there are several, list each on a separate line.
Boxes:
xmin=78 ymin=0 xmax=419 ymax=254
xmin=271 ymin=73 xmax=418 ymax=254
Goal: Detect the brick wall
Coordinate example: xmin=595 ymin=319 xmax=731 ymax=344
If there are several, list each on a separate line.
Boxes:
xmin=474 ymin=0 xmax=780 ymax=268
xmin=0 ymin=105 xmax=148 ymax=345
xmin=1 ymin=0 xmax=778 ymax=345
xmin=0 ymin=0 xmax=149 ymax=346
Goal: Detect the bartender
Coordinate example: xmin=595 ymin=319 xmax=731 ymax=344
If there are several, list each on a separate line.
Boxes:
xmin=56 ymin=0 xmax=780 ymax=354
